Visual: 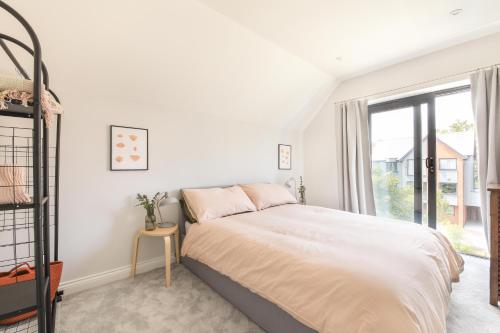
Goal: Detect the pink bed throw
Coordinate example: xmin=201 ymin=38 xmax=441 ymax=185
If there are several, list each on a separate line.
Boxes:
xmin=182 ymin=204 xmax=464 ymax=333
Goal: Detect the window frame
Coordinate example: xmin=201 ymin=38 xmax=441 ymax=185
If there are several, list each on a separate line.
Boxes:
xmin=445 ymin=205 xmax=456 ymax=216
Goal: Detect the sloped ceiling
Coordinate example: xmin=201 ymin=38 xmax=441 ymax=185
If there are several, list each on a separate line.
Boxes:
xmin=2 ymin=1 xmax=500 ymax=129
xmin=198 ymin=0 xmax=500 ymax=79
xmin=0 ymin=0 xmax=334 ymax=128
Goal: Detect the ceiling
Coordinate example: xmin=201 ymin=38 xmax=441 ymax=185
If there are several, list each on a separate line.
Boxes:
xmin=1 ymin=1 xmax=500 ymax=129
xmin=198 ymin=0 xmax=500 ymax=79
xmin=0 ymin=0 xmax=334 ymax=128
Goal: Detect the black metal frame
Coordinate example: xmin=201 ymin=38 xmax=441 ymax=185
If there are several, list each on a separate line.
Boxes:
xmin=0 ymin=2 xmax=61 ymax=332
xmin=109 ymin=125 xmax=149 ymax=171
xmin=368 ymin=85 xmax=470 ymax=229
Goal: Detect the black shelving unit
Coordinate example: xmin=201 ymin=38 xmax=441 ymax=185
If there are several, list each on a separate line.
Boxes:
xmin=0 ymin=2 xmax=62 ymax=332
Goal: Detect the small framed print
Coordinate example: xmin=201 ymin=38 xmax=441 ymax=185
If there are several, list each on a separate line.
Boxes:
xmin=278 ymin=144 xmax=291 ymax=170
xmin=110 ymin=125 xmax=148 ymax=171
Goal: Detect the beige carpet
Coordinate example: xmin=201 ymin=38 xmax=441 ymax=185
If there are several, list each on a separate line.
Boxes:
xmin=56 ymin=255 xmax=499 ymax=333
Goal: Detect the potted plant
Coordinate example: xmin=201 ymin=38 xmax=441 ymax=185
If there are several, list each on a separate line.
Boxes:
xmin=136 ymin=192 xmax=167 ymax=231
xmin=298 ymin=177 xmax=306 ymax=205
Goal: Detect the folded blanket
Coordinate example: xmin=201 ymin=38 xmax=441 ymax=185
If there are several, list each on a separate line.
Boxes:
xmin=0 ymin=75 xmax=35 ymax=92
xmin=0 ymin=75 xmax=63 ymax=127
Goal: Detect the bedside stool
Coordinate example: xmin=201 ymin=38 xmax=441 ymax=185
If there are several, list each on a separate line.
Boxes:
xmin=130 ymin=224 xmax=180 ymax=287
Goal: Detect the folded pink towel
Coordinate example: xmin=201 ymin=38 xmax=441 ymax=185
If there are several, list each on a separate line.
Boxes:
xmin=0 ymin=75 xmax=63 ymax=127
xmin=0 ymin=165 xmax=31 ymax=204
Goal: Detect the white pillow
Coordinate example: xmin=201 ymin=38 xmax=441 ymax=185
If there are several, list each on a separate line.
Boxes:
xmin=182 ymin=186 xmax=256 ymax=223
xmin=239 ymin=183 xmax=297 ymax=210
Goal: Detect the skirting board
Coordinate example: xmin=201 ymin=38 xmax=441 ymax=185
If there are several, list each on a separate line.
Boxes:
xmin=59 ymin=256 xmax=168 ymax=295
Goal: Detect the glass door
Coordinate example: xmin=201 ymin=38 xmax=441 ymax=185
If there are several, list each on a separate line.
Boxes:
xmin=370 ymin=98 xmax=433 ymax=224
xmin=369 ymin=85 xmax=489 ymax=257
xmin=434 ymin=90 xmax=488 ymax=257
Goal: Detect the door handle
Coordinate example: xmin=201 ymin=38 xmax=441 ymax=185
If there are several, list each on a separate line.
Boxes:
xmin=425 ymin=157 xmax=435 ymax=174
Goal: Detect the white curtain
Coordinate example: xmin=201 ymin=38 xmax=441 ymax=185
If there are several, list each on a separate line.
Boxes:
xmin=334 ymin=100 xmax=376 ymax=215
xmin=471 ymin=66 xmax=500 ymax=247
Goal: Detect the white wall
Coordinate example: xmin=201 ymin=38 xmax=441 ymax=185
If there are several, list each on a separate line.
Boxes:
xmin=1 ymin=99 xmax=302 ymax=288
xmin=303 ymin=32 xmax=500 ymax=209
xmin=0 ymin=0 xmax=321 ymax=287
xmin=58 ymin=99 xmax=301 ymax=284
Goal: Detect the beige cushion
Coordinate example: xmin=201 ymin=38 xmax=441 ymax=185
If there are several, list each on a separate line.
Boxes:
xmin=239 ymin=183 xmax=297 ymax=210
xmin=0 ymin=165 xmax=31 ymax=204
xmin=182 ymin=186 xmax=256 ymax=223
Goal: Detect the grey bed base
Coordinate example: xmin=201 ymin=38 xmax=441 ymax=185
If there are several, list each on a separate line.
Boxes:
xmin=181 ymin=256 xmax=316 ymax=333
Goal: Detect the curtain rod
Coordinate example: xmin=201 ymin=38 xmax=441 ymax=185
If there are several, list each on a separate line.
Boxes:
xmin=335 ymin=63 xmax=500 ymax=105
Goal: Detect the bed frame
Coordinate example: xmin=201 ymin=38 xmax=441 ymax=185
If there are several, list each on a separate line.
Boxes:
xmin=178 ymin=198 xmax=316 ymax=333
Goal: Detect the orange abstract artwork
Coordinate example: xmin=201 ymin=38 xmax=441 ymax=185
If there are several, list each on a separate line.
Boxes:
xmin=111 ymin=126 xmax=148 ymax=170
xmin=278 ymin=144 xmax=291 ymax=170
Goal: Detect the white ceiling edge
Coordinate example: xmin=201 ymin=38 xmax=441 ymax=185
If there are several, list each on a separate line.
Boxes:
xmin=195 ymin=0 xmax=334 ymax=79
xmin=191 ymin=1 xmax=338 ymax=132
xmin=293 ymin=79 xmax=339 ymax=133
xmin=234 ymin=16 xmax=500 ymax=133
xmin=337 ymin=19 xmax=500 ymax=82
xmin=291 ymin=22 xmax=500 ymax=132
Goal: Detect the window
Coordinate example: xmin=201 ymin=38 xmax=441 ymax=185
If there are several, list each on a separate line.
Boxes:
xmin=407 ymin=159 xmax=414 ymax=176
xmin=439 ymin=158 xmax=457 ymax=170
xmin=445 ymin=205 xmax=455 ymax=216
xmin=440 ymin=183 xmax=457 ymax=194
xmin=473 ymin=159 xmax=479 ymax=190
xmin=385 ymin=160 xmax=398 ymax=173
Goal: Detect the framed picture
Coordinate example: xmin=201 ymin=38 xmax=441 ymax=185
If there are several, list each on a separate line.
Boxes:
xmin=278 ymin=144 xmax=291 ymax=170
xmin=110 ymin=125 xmax=148 ymax=171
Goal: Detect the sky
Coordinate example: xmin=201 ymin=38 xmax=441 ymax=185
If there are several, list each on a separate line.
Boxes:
xmin=371 ymin=91 xmax=474 ymax=144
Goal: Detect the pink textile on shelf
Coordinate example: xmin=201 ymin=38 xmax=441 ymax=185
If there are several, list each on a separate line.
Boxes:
xmin=0 ymin=166 xmax=31 ymax=204
xmin=0 ymin=89 xmax=63 ymax=128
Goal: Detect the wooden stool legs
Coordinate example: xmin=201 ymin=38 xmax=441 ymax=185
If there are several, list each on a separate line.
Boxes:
xmin=131 ymin=234 xmax=140 ymax=278
xmin=175 ymin=229 xmax=180 ymax=264
xmin=131 ymin=228 xmax=179 ymax=288
xmin=164 ymin=236 xmax=171 ymax=287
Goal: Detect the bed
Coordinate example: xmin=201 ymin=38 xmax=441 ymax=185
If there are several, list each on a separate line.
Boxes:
xmin=179 ymin=194 xmax=463 ymax=333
